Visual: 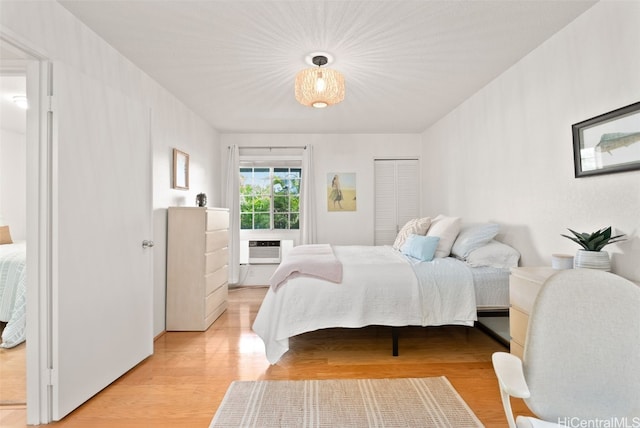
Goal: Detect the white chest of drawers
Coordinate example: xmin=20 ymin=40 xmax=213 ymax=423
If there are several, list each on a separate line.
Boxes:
xmin=509 ymin=266 xmax=556 ymax=358
xmin=166 ymin=207 xmax=229 ymax=331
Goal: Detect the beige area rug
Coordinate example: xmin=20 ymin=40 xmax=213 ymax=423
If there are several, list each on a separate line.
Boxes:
xmin=210 ymin=376 xmax=484 ymax=427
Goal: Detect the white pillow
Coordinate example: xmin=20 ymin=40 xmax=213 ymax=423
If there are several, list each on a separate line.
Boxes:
xmin=392 ymin=217 xmax=431 ymax=250
xmin=466 ymin=240 xmax=520 ymax=269
xmin=425 ymin=214 xmax=461 ymax=258
xmin=451 ymin=223 xmax=500 ymax=260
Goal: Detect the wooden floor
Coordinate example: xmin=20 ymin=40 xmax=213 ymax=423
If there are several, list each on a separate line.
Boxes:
xmin=0 ymin=287 xmax=532 ymax=427
xmin=0 ymin=335 xmax=26 ymax=407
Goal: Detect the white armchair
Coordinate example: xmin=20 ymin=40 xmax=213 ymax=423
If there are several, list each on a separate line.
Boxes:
xmin=492 ymin=269 xmax=640 ymax=428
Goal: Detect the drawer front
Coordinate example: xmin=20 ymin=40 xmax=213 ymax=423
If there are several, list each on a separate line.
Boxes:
xmin=204 ymin=301 xmax=228 ymax=329
xmin=510 ymin=340 xmax=524 ymax=359
xmin=206 ymin=209 xmax=229 ymax=231
xmin=206 ymin=229 xmax=228 ymax=253
xmin=510 ymin=275 xmax=543 ymax=313
xmin=205 ymin=247 xmax=228 ymax=274
xmin=206 ymin=282 xmax=228 ymax=316
xmin=206 ymin=265 xmax=228 ymax=296
xmin=509 ymin=307 xmax=529 ymax=346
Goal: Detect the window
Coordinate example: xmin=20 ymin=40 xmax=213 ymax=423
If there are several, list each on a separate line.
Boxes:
xmin=240 ymin=166 xmax=301 ymax=230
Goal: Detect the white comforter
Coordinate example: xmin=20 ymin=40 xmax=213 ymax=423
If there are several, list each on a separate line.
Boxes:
xmin=0 ymin=241 xmax=27 ymax=348
xmin=252 ymin=245 xmax=477 ymax=364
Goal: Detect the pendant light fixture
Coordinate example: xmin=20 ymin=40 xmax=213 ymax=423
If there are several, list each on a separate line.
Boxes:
xmin=295 ymin=54 xmax=345 ymax=108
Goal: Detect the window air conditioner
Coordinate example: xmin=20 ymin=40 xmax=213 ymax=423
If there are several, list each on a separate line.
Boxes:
xmin=248 ymin=240 xmax=281 ymax=264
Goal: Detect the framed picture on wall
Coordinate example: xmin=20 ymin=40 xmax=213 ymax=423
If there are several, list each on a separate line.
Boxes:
xmin=172 ymin=148 xmax=190 ymax=190
xmin=327 ymin=173 xmax=356 ymax=212
xmin=572 ymin=101 xmax=640 ymax=177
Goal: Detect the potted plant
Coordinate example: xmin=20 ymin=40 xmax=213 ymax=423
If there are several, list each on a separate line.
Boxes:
xmin=561 ymin=226 xmax=625 ymax=271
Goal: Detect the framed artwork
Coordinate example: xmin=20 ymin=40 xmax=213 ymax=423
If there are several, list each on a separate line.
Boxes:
xmin=172 ymin=148 xmax=189 ymax=190
xmin=327 ymin=173 xmax=356 ymax=212
xmin=572 ymin=101 xmax=640 ymax=177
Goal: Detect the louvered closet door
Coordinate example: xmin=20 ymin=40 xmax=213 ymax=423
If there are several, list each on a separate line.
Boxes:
xmin=374 ymin=159 xmax=420 ymax=245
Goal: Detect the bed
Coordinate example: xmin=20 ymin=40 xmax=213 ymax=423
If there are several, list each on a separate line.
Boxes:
xmin=252 ymin=218 xmax=520 ymax=364
xmin=0 ymin=240 xmax=27 ymax=348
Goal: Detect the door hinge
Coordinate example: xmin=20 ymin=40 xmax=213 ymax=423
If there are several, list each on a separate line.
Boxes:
xmin=48 ymin=94 xmax=55 ymax=112
xmin=46 ymin=368 xmax=55 ymax=386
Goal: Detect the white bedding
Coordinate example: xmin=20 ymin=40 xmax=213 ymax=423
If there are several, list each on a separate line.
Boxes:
xmin=0 ymin=241 xmax=27 ymax=348
xmin=252 ymin=245 xmax=483 ymax=364
xmin=408 ymin=256 xmax=477 ymax=325
xmin=471 ymin=266 xmax=510 ymax=309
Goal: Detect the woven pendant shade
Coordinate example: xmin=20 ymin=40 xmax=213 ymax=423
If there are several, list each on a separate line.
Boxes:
xmin=295 ymin=56 xmax=345 ymax=108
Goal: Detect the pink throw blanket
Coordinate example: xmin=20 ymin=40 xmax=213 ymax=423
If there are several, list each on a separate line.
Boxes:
xmin=269 ymin=244 xmax=343 ymax=290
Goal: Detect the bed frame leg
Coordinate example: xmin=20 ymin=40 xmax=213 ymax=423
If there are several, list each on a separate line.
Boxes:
xmin=392 ymin=327 xmax=399 ymax=357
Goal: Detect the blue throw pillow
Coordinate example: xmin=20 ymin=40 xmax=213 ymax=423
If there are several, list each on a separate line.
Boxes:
xmin=401 ymin=234 xmax=440 ymax=262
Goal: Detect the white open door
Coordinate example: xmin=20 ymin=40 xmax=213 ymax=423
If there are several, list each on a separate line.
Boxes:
xmin=50 ymin=62 xmax=153 ymax=420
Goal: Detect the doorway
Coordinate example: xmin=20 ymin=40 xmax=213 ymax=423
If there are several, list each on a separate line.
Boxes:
xmin=0 ymin=41 xmax=31 ymax=410
xmin=0 ymin=71 xmax=27 ymax=407
xmin=1 ymin=31 xmax=155 ymax=425
xmin=0 ymin=36 xmax=42 ymax=422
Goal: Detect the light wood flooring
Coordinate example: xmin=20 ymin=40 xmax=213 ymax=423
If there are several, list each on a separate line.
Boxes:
xmin=0 ymin=338 xmax=26 ymax=405
xmin=0 ymin=287 xmax=532 ymax=427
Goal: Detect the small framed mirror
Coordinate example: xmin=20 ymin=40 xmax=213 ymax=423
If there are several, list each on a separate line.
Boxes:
xmin=172 ymin=148 xmax=189 ymax=190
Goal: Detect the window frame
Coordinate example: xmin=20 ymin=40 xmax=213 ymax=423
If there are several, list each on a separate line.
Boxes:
xmin=239 ymin=163 xmax=301 ymax=231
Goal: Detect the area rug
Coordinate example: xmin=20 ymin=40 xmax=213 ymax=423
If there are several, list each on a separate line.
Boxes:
xmin=209 ymin=376 xmax=484 ymax=427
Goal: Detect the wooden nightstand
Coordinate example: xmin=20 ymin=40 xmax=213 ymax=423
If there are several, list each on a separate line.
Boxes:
xmin=509 ymin=267 xmax=557 ymax=358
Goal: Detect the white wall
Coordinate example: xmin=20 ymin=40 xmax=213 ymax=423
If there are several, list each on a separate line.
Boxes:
xmin=1 ymin=1 xmax=220 ymax=336
xmin=0 ymin=129 xmax=26 ymax=240
xmin=151 ymin=95 xmax=219 ymax=335
xmin=221 ymin=133 xmax=421 ymax=245
xmin=421 ymin=1 xmax=640 ymax=281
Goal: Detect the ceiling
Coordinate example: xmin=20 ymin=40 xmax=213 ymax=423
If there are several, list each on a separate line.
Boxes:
xmin=58 ymin=0 xmax=596 ymax=134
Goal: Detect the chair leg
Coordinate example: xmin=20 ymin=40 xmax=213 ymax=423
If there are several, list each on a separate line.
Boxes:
xmin=499 ymin=388 xmax=518 ymax=428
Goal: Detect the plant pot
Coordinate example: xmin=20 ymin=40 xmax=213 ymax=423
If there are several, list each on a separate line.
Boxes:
xmin=573 ymin=249 xmax=611 ymax=271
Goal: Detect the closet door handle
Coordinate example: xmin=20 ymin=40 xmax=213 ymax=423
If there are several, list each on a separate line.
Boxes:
xmin=142 ymin=240 xmax=154 ymax=248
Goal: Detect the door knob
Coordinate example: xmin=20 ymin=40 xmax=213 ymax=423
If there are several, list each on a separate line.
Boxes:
xmin=142 ymin=240 xmax=154 ymax=248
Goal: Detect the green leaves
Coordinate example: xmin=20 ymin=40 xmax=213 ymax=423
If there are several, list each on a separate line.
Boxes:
xmin=561 ymin=227 xmax=625 ymax=251
xmin=239 ymin=166 xmax=301 ymax=230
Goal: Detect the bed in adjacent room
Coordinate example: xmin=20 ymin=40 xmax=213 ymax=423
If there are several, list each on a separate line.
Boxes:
xmin=253 ymin=216 xmax=520 ymax=364
xmin=0 ymin=231 xmax=27 ymax=349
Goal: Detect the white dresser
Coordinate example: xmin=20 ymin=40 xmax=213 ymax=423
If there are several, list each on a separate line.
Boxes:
xmin=509 ymin=266 xmax=556 ymax=358
xmin=166 ymin=207 xmax=229 ymax=331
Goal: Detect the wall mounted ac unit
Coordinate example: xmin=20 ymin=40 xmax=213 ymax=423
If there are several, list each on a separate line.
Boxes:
xmin=248 ymin=240 xmax=281 ymax=264
xmin=239 ymin=240 xmax=293 ymax=265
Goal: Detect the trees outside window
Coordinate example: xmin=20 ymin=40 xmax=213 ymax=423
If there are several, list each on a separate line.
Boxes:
xmin=240 ymin=167 xmax=301 ymax=230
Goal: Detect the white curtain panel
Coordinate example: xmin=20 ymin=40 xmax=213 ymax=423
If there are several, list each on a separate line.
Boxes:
xmin=225 ymin=145 xmax=240 ymax=284
xmin=301 ymin=144 xmax=317 ymax=244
